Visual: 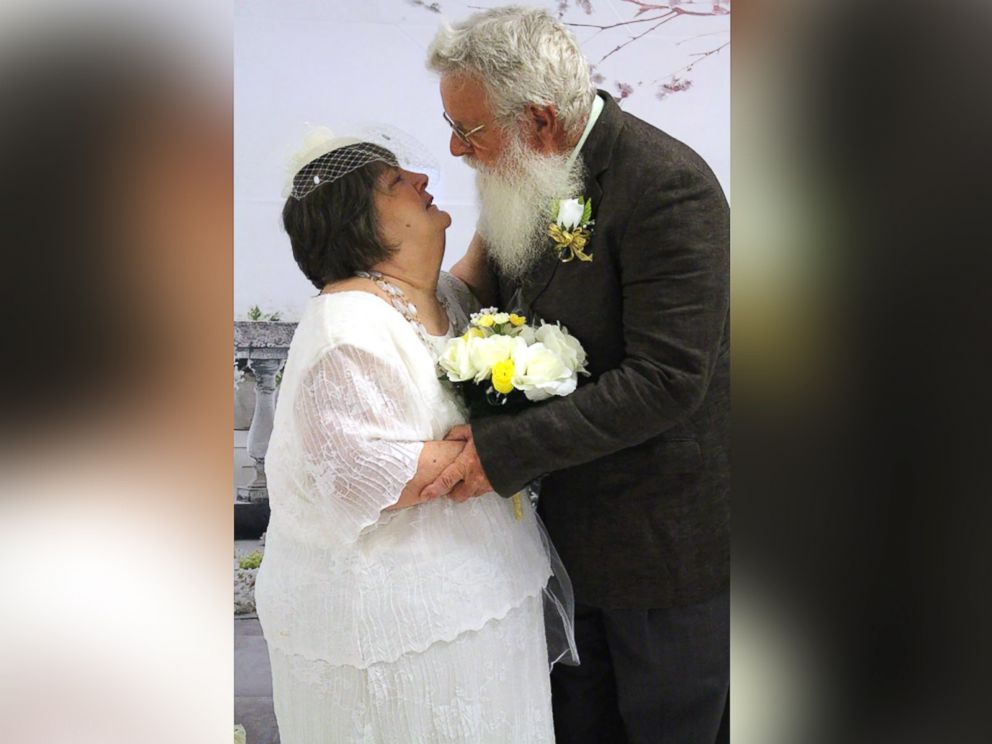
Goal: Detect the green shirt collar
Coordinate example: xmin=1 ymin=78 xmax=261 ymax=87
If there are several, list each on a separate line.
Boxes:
xmin=565 ymin=92 xmax=605 ymax=171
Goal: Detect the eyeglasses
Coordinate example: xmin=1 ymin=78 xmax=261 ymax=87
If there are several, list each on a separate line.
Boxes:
xmin=442 ymin=112 xmax=485 ymax=147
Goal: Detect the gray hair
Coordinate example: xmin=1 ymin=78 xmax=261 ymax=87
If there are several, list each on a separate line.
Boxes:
xmin=426 ymin=6 xmax=596 ymax=138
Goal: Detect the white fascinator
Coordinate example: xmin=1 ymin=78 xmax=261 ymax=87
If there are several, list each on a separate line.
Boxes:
xmin=283 ymin=123 xmax=439 ymax=200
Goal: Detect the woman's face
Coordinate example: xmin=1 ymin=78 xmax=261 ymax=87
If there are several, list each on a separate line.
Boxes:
xmin=374 ymin=167 xmax=451 ymax=252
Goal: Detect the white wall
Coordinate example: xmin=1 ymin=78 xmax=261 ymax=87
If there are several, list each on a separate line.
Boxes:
xmin=235 ymin=0 xmax=729 ymax=320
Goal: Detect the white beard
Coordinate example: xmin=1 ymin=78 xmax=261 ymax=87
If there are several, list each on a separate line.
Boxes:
xmin=472 ymin=134 xmax=585 ymax=281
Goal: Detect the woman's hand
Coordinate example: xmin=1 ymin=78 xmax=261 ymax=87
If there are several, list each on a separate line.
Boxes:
xmin=386 ymin=440 xmax=467 ymax=510
xmin=419 ymin=425 xmax=494 ymax=503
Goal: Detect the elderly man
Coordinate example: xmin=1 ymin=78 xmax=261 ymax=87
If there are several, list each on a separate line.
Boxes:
xmin=423 ymin=7 xmax=729 ymax=743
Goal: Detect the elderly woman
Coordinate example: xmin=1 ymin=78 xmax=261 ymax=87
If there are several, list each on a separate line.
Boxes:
xmin=253 ymin=135 xmax=571 ymax=743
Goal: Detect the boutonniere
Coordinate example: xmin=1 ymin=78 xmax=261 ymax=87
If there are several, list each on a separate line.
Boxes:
xmin=548 ymin=196 xmax=595 ymax=263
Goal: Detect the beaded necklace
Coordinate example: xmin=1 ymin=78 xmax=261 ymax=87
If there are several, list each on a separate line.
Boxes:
xmin=354 ymin=270 xmax=451 ymax=354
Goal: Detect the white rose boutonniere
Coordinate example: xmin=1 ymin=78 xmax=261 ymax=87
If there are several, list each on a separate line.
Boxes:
xmin=548 ymin=196 xmax=595 ymax=262
xmin=557 ymin=198 xmax=585 ymax=230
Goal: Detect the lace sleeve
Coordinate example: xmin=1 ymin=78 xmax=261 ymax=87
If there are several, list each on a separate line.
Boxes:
xmin=293 ymin=344 xmax=424 ymax=544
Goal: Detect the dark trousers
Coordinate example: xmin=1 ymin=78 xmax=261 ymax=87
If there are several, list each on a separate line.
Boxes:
xmin=551 ymin=589 xmax=729 ymax=744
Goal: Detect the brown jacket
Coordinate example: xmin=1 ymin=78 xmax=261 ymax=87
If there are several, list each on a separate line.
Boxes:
xmin=473 ymin=93 xmax=730 ymax=609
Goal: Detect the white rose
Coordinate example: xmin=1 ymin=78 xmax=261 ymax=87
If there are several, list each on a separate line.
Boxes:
xmin=514 ymin=324 xmax=537 ymax=344
xmin=438 ymin=336 xmax=476 ymax=382
xmin=468 ymin=334 xmax=516 ymax=382
xmin=536 ymin=323 xmax=588 ymax=374
xmin=556 ymin=198 xmax=585 ymax=230
xmin=512 ymin=341 xmax=577 ymax=401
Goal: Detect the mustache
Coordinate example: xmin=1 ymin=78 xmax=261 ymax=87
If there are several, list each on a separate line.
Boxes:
xmin=463 ymin=154 xmax=487 ymax=172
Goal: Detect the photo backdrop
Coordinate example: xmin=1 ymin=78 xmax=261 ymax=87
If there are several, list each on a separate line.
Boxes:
xmin=235 ymin=0 xmax=730 ymax=319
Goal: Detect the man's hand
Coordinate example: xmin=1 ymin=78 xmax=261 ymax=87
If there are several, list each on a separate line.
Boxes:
xmin=419 ymin=424 xmax=494 ymax=503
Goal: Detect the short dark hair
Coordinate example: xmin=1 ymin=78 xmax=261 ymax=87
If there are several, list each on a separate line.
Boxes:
xmin=282 ymin=145 xmax=397 ymax=289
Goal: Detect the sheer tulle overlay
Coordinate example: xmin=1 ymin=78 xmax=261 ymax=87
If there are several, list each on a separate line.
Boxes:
xmin=254 ymin=278 xmax=569 ymax=742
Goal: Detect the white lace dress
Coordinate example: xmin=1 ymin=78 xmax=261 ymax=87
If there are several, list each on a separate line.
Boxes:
xmin=254 ymin=277 xmax=556 ymax=743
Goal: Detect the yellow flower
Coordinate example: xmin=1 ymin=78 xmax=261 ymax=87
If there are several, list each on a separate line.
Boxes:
xmin=476 ymin=314 xmax=495 ymax=328
xmin=509 ymin=314 xmax=526 ymax=326
xmin=548 ymin=223 xmax=570 ymax=246
xmin=462 ymin=327 xmax=486 ymax=340
xmin=548 ymin=223 xmax=593 ymax=262
xmin=491 ymin=358 xmax=516 ymax=395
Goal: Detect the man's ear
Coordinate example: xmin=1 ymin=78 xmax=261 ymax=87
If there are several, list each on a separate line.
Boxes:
xmin=526 ymin=103 xmax=563 ymax=154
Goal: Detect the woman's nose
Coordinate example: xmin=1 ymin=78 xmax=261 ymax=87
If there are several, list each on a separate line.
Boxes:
xmin=400 ymin=169 xmax=428 ymax=191
xmin=409 ymin=170 xmax=428 ymax=191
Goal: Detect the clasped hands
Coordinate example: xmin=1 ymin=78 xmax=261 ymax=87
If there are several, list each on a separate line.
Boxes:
xmin=420 ymin=424 xmax=494 ymax=503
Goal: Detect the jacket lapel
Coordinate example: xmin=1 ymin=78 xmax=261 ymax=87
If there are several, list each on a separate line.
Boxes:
xmin=516 ymin=244 xmax=559 ymax=314
xmin=517 ymin=91 xmax=623 ymax=311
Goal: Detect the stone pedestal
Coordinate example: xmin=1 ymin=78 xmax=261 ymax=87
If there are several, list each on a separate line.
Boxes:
xmin=238 ymin=357 xmax=282 ymax=503
xmin=235 ymin=320 xmax=296 ymax=538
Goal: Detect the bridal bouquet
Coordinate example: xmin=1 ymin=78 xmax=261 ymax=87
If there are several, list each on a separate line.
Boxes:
xmin=438 ymin=308 xmax=589 ymax=405
xmin=438 ymin=308 xmax=589 ymax=519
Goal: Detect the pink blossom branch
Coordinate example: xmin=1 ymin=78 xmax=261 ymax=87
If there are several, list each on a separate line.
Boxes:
xmin=621 ymin=0 xmax=728 ymax=18
xmin=597 ymin=11 xmax=680 ymax=64
xmin=566 ymin=1 xmax=729 ymax=65
xmin=566 ymin=13 xmax=679 ymax=31
xmin=679 ymin=40 xmax=729 ymax=73
xmin=407 ymin=0 xmax=441 ymax=13
xmin=675 ymin=30 xmax=730 ymax=45
xmin=568 ymin=3 xmax=726 ymax=31
xmin=654 ymin=39 xmax=729 ymax=98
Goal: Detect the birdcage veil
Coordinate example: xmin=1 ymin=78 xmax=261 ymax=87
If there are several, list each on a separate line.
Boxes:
xmin=283 ymin=123 xmax=440 ymax=200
